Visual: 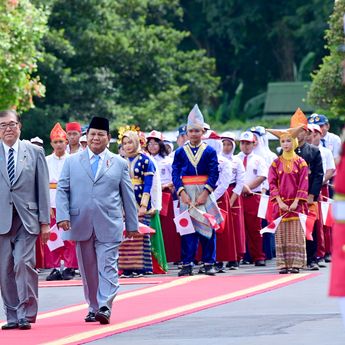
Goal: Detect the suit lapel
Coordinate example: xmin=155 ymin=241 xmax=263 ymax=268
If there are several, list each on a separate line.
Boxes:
xmin=95 ymin=151 xmax=114 ymax=182
xmin=13 ymin=140 xmax=27 ymax=184
xmin=0 ymin=142 xmax=10 ymax=186
xmin=80 ymin=149 xmax=94 ymax=181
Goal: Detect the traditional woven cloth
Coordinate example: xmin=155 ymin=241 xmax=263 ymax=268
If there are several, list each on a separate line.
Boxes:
xmin=180 ymin=184 xmax=223 ymax=239
xmin=275 ymin=220 xmax=306 ymax=269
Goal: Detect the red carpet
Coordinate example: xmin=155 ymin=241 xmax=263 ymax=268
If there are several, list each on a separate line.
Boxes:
xmin=1 ymin=274 xmax=316 ymax=345
xmin=39 ymin=276 xmax=171 ymax=288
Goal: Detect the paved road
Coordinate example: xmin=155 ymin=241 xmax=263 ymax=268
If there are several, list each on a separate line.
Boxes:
xmin=0 ymin=261 xmax=344 ymax=344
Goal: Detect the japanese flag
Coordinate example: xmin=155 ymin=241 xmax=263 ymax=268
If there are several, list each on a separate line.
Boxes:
xmin=174 ymin=210 xmax=195 ymax=236
xmin=260 ymin=216 xmax=283 ymax=235
xmin=257 ymin=194 xmax=274 ymax=223
xmin=47 ymin=224 xmax=65 ymax=252
xmin=320 ymin=201 xmax=334 ymax=227
xmin=298 ymin=213 xmax=315 ymax=241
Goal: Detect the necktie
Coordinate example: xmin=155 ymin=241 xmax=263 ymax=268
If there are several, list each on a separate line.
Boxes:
xmin=7 ymin=148 xmax=15 ymax=185
xmin=243 ymin=155 xmax=248 ymax=170
xmin=91 ymin=155 xmax=100 ymax=178
xmin=321 ymin=138 xmax=326 ymax=147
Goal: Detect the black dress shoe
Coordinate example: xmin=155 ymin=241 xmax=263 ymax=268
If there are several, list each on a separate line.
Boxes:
xmin=254 ymin=260 xmax=266 ymax=267
xmin=18 ymin=318 xmax=31 ymax=330
xmin=85 ymin=312 xmax=96 ymax=322
xmin=62 ymin=268 xmax=75 ymax=280
xmin=95 ymin=307 xmax=111 ymax=324
xmin=1 ymin=322 xmax=18 ymax=330
xmin=46 ymin=268 xmax=63 ymax=281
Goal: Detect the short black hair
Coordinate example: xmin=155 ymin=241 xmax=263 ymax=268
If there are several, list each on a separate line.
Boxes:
xmin=0 ymin=109 xmax=21 ymax=123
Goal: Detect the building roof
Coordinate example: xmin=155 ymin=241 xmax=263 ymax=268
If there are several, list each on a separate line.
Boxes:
xmin=263 ymin=82 xmax=314 ymax=115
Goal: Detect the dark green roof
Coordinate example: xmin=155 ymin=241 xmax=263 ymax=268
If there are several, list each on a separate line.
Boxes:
xmin=263 ymin=82 xmax=314 ymax=115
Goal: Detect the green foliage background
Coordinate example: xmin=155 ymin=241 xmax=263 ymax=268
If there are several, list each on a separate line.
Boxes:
xmin=0 ymin=0 xmax=338 ymax=143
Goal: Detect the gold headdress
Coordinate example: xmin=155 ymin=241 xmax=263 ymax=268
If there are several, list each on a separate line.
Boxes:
xmin=117 ymin=125 xmax=140 ymax=144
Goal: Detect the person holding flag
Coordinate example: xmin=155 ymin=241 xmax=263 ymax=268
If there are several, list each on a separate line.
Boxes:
xmin=292 ymin=108 xmax=324 ymax=270
xmin=267 ymin=125 xmax=309 ymax=274
xmin=172 ymin=105 xmax=222 ymax=276
xmin=45 ymin=123 xmax=78 ymax=281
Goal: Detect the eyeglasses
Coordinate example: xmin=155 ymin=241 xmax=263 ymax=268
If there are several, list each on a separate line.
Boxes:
xmin=147 ymin=142 xmax=159 ymax=146
xmin=0 ymin=122 xmax=19 ymax=130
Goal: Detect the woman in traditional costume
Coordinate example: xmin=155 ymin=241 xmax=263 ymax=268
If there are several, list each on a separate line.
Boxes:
xmin=119 ymin=131 xmax=155 ymax=277
xmin=146 ymin=130 xmax=180 ymax=264
xmin=267 ymin=126 xmax=308 ymax=274
xmin=221 ymin=132 xmax=246 ymax=268
xmin=202 ymin=131 xmax=236 ymax=273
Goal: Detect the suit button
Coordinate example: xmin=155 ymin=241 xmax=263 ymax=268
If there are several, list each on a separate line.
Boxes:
xmin=10 ymin=189 xmax=13 ymax=192
xmin=9 ymin=202 xmax=13 ymax=205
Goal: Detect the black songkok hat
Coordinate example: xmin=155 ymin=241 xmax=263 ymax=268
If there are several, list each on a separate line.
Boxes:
xmin=88 ymin=116 xmax=109 ymax=133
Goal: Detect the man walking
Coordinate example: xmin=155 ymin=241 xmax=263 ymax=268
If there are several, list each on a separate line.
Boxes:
xmin=0 ymin=109 xmax=50 ymax=330
xmin=56 ymin=116 xmax=139 ymax=324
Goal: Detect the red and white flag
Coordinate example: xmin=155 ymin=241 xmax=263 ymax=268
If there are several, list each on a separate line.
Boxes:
xmin=320 ymin=201 xmax=334 ymax=227
xmin=138 ymin=222 xmax=156 ymax=234
xmin=260 ymin=216 xmax=283 ymax=235
xmin=257 ymin=194 xmax=274 ymax=223
xmin=174 ymin=210 xmax=195 ymax=235
xmin=47 ymin=224 xmax=65 ymax=252
xmin=298 ymin=213 xmax=315 ymax=241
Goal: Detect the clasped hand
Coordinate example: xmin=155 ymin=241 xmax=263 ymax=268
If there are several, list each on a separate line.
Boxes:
xmin=278 ymin=200 xmax=298 ymax=212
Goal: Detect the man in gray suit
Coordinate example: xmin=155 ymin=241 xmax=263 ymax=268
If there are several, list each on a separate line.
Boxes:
xmin=0 ymin=109 xmax=50 ymax=330
xmin=56 ymin=116 xmax=139 ymax=324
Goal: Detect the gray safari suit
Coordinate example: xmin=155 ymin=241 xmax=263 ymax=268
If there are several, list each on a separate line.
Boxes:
xmin=0 ymin=140 xmax=50 ymax=323
xmin=56 ymin=148 xmax=138 ymax=313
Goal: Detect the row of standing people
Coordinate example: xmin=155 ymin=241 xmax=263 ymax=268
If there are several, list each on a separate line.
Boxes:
xmin=41 ymin=107 xmax=340 ymax=280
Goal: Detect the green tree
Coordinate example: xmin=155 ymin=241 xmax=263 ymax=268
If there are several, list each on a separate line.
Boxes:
xmin=0 ymin=0 xmax=48 ymax=111
xmin=179 ymin=0 xmax=333 ymax=115
xmin=25 ymin=0 xmax=219 ymax=134
xmin=308 ymin=0 xmax=345 ymax=124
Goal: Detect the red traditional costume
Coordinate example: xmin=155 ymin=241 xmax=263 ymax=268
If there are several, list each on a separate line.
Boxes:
xmin=267 ymin=127 xmax=308 ymax=272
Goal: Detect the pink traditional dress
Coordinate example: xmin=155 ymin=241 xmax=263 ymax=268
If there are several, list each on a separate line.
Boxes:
xmin=269 ymin=151 xmax=309 ymax=271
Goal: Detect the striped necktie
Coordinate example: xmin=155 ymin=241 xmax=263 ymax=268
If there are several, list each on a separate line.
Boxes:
xmin=7 ymin=148 xmax=15 ymax=185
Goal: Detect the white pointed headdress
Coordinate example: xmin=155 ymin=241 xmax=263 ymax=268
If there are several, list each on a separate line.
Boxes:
xmin=187 ymin=104 xmax=204 ymax=131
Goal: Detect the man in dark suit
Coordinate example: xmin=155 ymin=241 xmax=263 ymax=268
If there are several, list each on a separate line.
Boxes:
xmin=0 ymin=109 xmax=50 ymax=330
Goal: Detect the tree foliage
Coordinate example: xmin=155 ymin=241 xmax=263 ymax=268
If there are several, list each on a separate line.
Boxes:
xmin=179 ymin=0 xmax=333 ymax=121
xmin=0 ymin=0 xmax=48 ymax=111
xmin=308 ymin=0 xmax=345 ymax=122
xmin=25 ymin=0 xmax=219 ymax=135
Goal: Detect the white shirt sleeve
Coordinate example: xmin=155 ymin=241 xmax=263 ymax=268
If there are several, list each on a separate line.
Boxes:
xmin=214 ymin=158 xmax=232 ymax=201
xmin=257 ymin=156 xmax=269 ymax=178
xmin=233 ymin=157 xmax=245 ymax=196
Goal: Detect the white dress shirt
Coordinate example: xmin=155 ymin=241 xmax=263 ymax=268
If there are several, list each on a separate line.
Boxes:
xmin=152 ymin=154 xmax=173 ymax=185
xmin=87 ymin=146 xmax=107 ymax=179
xmin=3 ymin=139 xmax=19 ymax=167
xmin=214 ymin=155 xmax=232 ymax=200
xmin=323 ymin=132 xmax=341 ymax=159
xmin=46 ymin=152 xmax=69 ymax=208
xmin=318 ymin=144 xmax=336 ymax=177
xmin=236 ymin=151 xmax=268 ymax=193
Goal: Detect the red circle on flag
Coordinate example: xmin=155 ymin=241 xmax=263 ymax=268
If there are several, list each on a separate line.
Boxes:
xmin=49 ymin=232 xmax=58 ymax=241
xmin=179 ymin=218 xmax=189 ymax=227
